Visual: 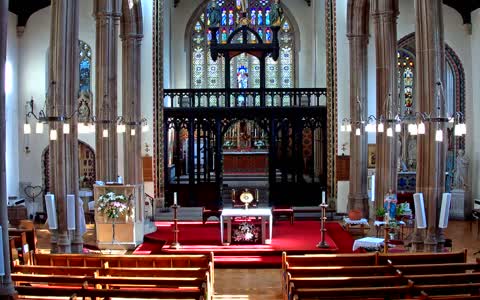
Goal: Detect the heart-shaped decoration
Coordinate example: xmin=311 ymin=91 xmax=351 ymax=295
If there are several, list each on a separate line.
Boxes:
xmin=24 ymin=185 xmax=44 ymax=201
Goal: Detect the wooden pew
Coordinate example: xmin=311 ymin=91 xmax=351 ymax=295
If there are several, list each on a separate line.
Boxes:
xmin=13 ymin=265 xmax=100 ymax=276
xmin=411 ymin=282 xmax=480 ymax=298
xmin=30 ymin=253 xmax=214 ymax=299
xmin=394 ymin=262 xmax=480 ymax=275
xmin=287 ymin=270 xmax=407 ymax=300
xmin=282 ymin=252 xmax=379 ymax=269
xmin=378 ymin=249 xmax=467 ymax=265
xmin=13 ymin=273 xmax=209 ymax=300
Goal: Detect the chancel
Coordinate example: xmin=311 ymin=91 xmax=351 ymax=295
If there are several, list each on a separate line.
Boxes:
xmin=1 ymin=0 xmax=480 ymax=299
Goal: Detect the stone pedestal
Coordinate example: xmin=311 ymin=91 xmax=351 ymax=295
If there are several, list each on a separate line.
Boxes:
xmin=94 ymin=184 xmax=144 ymax=250
xmin=450 ymin=189 xmax=466 ymax=220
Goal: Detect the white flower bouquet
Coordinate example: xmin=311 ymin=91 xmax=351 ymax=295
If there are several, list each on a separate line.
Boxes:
xmin=96 ymin=192 xmax=129 ymax=219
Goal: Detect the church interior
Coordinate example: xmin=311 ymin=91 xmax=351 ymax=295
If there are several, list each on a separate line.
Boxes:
xmin=2 ymin=0 xmax=480 ymax=299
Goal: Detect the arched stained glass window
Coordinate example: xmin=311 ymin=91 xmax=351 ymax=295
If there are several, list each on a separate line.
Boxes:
xmin=79 ymin=40 xmax=92 ymax=92
xmin=190 ymin=0 xmax=295 ymax=89
xmin=397 ymin=50 xmax=415 ymax=113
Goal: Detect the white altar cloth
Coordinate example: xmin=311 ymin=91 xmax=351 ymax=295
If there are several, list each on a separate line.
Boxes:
xmin=352 ymin=237 xmax=384 ymax=251
xmin=220 ymin=208 xmax=273 ymax=245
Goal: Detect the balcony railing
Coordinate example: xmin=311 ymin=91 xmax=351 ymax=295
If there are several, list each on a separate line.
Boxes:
xmin=163 ymin=88 xmax=327 ymax=108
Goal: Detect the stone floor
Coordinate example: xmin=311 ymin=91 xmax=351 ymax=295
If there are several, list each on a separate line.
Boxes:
xmin=32 ymin=219 xmax=480 ymax=300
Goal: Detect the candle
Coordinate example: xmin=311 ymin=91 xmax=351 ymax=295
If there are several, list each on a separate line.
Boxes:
xmin=174 ymin=192 xmax=177 ymax=205
xmin=322 ymin=191 xmax=326 ymax=204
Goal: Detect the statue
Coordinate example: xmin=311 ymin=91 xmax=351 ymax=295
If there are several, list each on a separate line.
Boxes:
xmin=383 ymin=189 xmax=397 ymax=219
xmin=270 ymin=0 xmax=283 ymax=26
xmin=453 ymin=149 xmax=469 ymax=189
xmin=207 ymin=0 xmax=221 ymax=27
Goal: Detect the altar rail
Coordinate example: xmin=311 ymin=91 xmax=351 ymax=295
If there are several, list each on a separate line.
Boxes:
xmin=163 ymin=88 xmax=327 ymax=108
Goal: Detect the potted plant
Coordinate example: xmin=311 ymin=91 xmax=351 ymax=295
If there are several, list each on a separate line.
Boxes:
xmin=396 ymin=203 xmax=406 ymax=221
xmin=376 ymin=207 xmax=386 ymax=221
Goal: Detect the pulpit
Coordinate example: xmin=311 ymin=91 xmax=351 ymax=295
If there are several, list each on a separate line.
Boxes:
xmin=94 ymin=184 xmax=144 ymax=250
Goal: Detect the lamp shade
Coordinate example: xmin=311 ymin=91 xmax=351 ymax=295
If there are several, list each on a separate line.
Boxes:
xmin=36 ymin=122 xmax=44 ymax=134
xmin=417 ymin=122 xmax=426 ymax=135
xmin=377 ymin=123 xmax=384 ymax=133
xmin=386 ymin=127 xmax=393 ymax=137
xmin=24 ymin=123 xmax=31 ymax=134
xmin=63 ymin=123 xmax=70 ymax=134
xmin=435 ymin=129 xmax=443 ymax=142
xmin=49 ymin=129 xmax=58 ymax=141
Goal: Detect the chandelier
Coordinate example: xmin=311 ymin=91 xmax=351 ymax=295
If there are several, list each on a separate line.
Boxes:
xmin=340 ymin=81 xmax=466 ymax=142
xmin=23 ymin=96 xmax=149 ymax=140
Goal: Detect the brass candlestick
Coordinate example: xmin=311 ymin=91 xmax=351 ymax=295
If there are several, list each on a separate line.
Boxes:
xmin=170 ymin=204 xmax=181 ymax=249
xmin=316 ymin=203 xmax=330 ymax=248
xmin=383 ymin=223 xmax=390 ymax=254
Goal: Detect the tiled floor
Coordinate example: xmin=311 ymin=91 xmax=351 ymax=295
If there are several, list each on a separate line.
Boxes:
xmin=33 ymin=219 xmax=480 ymax=300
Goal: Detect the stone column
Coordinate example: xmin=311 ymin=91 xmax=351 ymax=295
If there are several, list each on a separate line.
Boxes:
xmin=371 ymin=0 xmax=399 ymax=209
xmin=121 ymin=0 xmax=143 ymax=185
xmin=94 ymin=0 xmax=121 ymax=182
xmin=347 ymin=0 xmax=370 ymax=218
xmin=154 ymin=0 xmax=165 ymax=205
xmin=0 ymin=0 xmax=16 ymax=297
xmin=414 ymin=0 xmax=447 ymax=251
xmin=47 ymin=0 xmax=80 ymax=253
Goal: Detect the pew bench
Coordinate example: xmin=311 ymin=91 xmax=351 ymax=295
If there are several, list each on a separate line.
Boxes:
xmin=12 ymin=273 xmax=210 ymax=300
xmin=378 ymin=249 xmax=467 ymax=265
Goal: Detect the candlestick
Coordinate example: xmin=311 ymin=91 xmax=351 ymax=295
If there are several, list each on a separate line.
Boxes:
xmin=316 ymin=203 xmax=330 ymax=248
xmin=174 ymin=192 xmax=177 ymax=206
xmin=170 ymin=203 xmax=181 ymax=249
xmin=322 ymin=191 xmax=326 ymax=204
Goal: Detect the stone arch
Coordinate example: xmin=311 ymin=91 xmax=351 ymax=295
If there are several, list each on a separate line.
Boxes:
xmin=42 ymin=141 xmax=96 ymax=194
xmin=121 ymin=0 xmax=143 ymax=37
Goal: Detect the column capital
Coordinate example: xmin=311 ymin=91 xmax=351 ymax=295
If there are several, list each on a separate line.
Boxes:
xmin=120 ymin=33 xmax=144 ymax=41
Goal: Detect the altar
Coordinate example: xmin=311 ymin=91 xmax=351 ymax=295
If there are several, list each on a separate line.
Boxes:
xmin=220 ymin=208 xmax=273 ymax=245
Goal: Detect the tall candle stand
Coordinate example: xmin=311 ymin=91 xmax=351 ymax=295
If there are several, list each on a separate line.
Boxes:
xmin=170 ymin=204 xmax=181 ymax=249
xmin=316 ymin=203 xmax=330 ymax=248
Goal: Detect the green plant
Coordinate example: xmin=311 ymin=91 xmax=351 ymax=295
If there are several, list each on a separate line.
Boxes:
xmin=396 ymin=203 xmax=407 ymax=216
xmin=376 ymin=207 xmax=386 ymax=217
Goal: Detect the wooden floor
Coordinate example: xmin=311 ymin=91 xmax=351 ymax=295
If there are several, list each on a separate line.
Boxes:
xmin=32 ymin=219 xmax=480 ymax=300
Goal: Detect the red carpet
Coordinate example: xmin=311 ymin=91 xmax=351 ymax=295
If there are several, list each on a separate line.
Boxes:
xmin=134 ymin=220 xmax=354 ymax=267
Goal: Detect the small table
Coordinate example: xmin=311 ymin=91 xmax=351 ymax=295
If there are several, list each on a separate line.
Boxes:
xmin=220 ymin=208 xmax=273 ymax=245
xmin=344 ymin=218 xmax=369 ymax=236
xmin=374 ymin=220 xmax=406 ymax=239
xmin=353 ymin=237 xmax=384 ymax=252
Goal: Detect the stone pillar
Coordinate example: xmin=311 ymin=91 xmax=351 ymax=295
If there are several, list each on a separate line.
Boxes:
xmin=414 ymin=0 xmax=447 ymax=251
xmin=94 ymin=0 xmax=121 ymax=182
xmin=154 ymin=0 xmax=165 ymax=205
xmin=47 ymin=0 xmax=80 ymax=253
xmin=371 ymin=0 xmax=399 ymax=209
xmin=347 ymin=0 xmax=370 ymax=218
xmin=121 ymin=0 xmax=143 ymax=185
xmin=0 ymin=0 xmax=16 ymax=297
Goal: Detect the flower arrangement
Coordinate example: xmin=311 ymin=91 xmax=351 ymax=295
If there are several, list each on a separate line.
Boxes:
xmin=232 ymin=222 xmax=260 ymax=243
xmin=96 ymin=192 xmax=129 ymax=219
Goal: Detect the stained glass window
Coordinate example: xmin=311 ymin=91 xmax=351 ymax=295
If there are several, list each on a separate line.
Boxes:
xmin=397 ymin=50 xmax=415 ymax=112
xmin=79 ymin=40 xmax=92 ymax=92
xmin=190 ymin=0 xmax=295 ymax=89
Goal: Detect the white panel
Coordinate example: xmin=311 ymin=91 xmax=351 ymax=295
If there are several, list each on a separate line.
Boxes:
xmin=67 ymin=194 xmax=76 ymax=230
xmin=337 ymin=181 xmax=349 ymax=213
xmin=0 ymin=225 xmax=5 ymax=275
xmin=45 ymin=194 xmax=58 ymax=230
xmin=413 ymin=193 xmax=427 ymax=229
xmin=439 ymin=193 xmax=451 ymax=229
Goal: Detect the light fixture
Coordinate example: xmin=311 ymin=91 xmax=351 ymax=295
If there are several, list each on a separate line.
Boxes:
xmin=49 ymin=129 xmax=58 ymax=141
xmin=395 ymin=123 xmax=401 ymax=133
xmin=417 ymin=122 xmax=426 ymax=135
xmin=355 ymin=128 xmax=361 ymax=136
xmin=24 ymin=96 xmax=150 ymax=139
xmin=24 ymin=123 xmax=31 ymax=134
xmin=36 ymin=122 xmax=44 ymax=134
xmin=435 ymin=129 xmax=443 ymax=142
xmin=103 ymin=129 xmax=109 ymax=138
xmin=63 ymin=123 xmax=70 ymax=134
xmin=341 ymin=83 xmax=466 ymax=140
xmin=386 ymin=127 xmax=393 ymax=137
xmin=130 ymin=128 xmax=136 ymax=136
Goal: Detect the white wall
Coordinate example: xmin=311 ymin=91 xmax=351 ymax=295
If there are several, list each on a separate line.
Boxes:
xmin=6 ymin=13 xmax=19 ymax=198
xmin=471 ymin=8 xmax=480 ymax=201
